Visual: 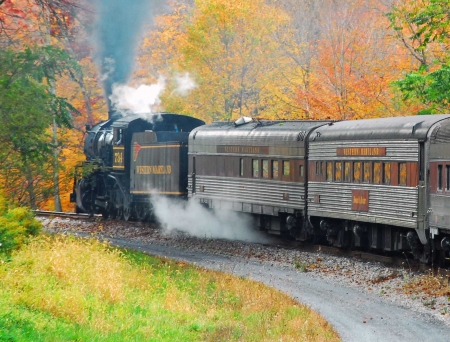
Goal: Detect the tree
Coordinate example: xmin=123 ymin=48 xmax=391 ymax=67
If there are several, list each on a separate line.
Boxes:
xmin=0 ymin=0 xmax=107 ymax=210
xmin=140 ymin=0 xmax=293 ymax=122
xmin=295 ymin=0 xmax=415 ymax=120
xmin=388 ymin=0 xmax=450 ymax=113
xmin=0 ymin=46 xmax=79 ymax=208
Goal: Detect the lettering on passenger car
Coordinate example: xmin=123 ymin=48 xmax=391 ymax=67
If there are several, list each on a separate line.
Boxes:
xmin=352 ymin=190 xmax=369 ymax=211
xmin=217 ymin=145 xmax=269 ymax=154
xmin=336 ymin=147 xmax=386 ymax=156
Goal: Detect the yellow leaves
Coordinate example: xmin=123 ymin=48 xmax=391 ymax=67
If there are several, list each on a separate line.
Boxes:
xmin=137 ymin=0 xmax=296 ymax=121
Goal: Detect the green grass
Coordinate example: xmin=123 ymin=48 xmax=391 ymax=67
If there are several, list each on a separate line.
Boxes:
xmin=0 ymin=235 xmax=340 ymax=341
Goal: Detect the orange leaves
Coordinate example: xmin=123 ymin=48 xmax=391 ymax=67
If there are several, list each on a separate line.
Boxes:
xmin=290 ymin=0 xmax=417 ymax=120
xmin=137 ymin=0 xmax=425 ymax=122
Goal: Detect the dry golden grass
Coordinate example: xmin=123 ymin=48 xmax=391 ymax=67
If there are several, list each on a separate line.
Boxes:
xmin=0 ymin=235 xmax=340 ymax=341
xmin=1 ymin=235 xmax=135 ymax=325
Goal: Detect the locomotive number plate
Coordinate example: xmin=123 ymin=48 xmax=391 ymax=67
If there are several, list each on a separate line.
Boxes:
xmin=113 ymin=147 xmax=124 ymax=169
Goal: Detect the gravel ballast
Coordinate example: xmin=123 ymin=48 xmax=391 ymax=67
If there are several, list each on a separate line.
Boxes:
xmin=40 ymin=217 xmax=450 ymax=341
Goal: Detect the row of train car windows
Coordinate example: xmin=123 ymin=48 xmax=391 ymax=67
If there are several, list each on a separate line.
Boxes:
xmin=246 ymin=159 xmax=303 ymax=179
xmin=317 ymin=161 xmax=408 ymax=185
xmin=437 ymin=165 xmax=450 ymax=191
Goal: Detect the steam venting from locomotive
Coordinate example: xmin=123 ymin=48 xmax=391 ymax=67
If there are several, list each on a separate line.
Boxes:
xmin=109 ymin=77 xmax=166 ymax=114
xmin=151 ymin=197 xmax=269 ymax=243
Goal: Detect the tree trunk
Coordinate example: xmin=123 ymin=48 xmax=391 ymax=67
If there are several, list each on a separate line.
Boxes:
xmin=52 ymin=115 xmax=62 ymax=212
xmin=25 ymin=165 xmax=37 ymax=210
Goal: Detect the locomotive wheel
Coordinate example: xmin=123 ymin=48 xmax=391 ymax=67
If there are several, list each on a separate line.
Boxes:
xmin=123 ymin=206 xmax=132 ymax=221
xmin=134 ymin=203 xmax=148 ymax=222
xmin=110 ymin=207 xmax=118 ymax=220
xmin=101 ymin=209 xmax=109 ymax=219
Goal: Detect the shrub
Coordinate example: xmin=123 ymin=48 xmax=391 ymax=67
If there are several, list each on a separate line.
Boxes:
xmin=0 ymin=195 xmax=42 ymax=255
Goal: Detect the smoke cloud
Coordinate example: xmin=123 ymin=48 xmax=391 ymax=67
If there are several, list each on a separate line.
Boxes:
xmin=151 ymin=196 xmax=269 ymax=243
xmin=109 ymin=76 xmax=166 ymax=114
xmin=94 ymin=0 xmax=153 ymax=109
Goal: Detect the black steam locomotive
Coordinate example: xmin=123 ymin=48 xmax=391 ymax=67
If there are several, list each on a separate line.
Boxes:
xmin=71 ymin=113 xmax=450 ymax=264
xmin=71 ymin=113 xmax=204 ymax=221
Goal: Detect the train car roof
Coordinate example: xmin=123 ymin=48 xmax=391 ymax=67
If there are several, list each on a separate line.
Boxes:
xmin=308 ymin=115 xmax=450 ymax=142
xmin=189 ymin=119 xmax=330 ymax=148
xmin=111 ymin=112 xmax=204 ymax=131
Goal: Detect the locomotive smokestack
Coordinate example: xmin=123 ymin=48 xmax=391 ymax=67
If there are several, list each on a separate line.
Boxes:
xmin=94 ymin=0 xmax=153 ymax=119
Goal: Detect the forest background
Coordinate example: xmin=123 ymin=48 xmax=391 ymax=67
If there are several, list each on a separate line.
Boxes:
xmin=0 ymin=0 xmax=449 ymax=211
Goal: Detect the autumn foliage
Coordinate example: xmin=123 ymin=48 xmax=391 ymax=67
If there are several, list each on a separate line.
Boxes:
xmin=0 ymin=0 xmax=445 ymax=210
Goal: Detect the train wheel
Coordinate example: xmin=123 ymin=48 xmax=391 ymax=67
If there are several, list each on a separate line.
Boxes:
xmin=110 ymin=207 xmax=118 ymax=220
xmin=123 ymin=205 xmax=132 ymax=221
xmin=101 ymin=209 xmax=109 ymax=219
xmin=134 ymin=203 xmax=148 ymax=222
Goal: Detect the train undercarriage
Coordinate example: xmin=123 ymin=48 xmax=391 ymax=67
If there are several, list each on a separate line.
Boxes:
xmin=256 ymin=212 xmax=450 ymax=266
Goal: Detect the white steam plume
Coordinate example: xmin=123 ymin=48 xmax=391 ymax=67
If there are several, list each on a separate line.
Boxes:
xmin=151 ymin=196 xmax=269 ymax=243
xmin=109 ymin=76 xmax=166 ymax=114
xmin=173 ymin=72 xmax=197 ymax=96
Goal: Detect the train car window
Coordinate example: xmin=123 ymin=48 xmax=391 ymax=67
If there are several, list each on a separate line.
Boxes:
xmin=315 ymin=162 xmax=320 ymax=175
xmin=335 ymin=162 xmax=342 ymax=182
xmin=299 ymin=165 xmax=304 ymax=178
xmin=363 ymin=162 xmax=371 ymax=183
xmin=344 ymin=162 xmax=351 ymax=182
xmin=326 ymin=162 xmax=333 ymax=182
xmin=262 ymin=160 xmax=269 ymax=178
xmin=283 ymin=160 xmax=290 ymax=176
xmin=252 ymin=159 xmax=259 ymax=178
xmin=353 ymin=162 xmax=361 ymax=183
xmin=272 ymin=160 xmax=279 ymax=179
xmin=438 ymin=164 xmax=443 ymax=190
xmin=373 ymin=162 xmax=381 ymax=184
xmin=399 ymin=162 xmax=407 ymax=186
xmin=383 ymin=163 xmax=391 ymax=185
xmin=240 ymin=158 xmax=244 ymax=177
xmin=447 ymin=165 xmax=450 ymax=191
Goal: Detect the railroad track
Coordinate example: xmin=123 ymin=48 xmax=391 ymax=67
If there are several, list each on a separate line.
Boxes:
xmin=34 ymin=210 xmax=450 ymax=276
xmin=33 ymin=210 xmax=101 ymax=220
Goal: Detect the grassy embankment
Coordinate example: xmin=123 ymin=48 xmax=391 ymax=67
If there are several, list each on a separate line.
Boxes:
xmin=0 ymin=232 xmax=340 ymax=341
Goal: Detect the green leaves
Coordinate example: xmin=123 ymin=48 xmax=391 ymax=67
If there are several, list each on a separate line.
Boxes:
xmin=395 ymin=64 xmax=450 ymax=113
xmin=388 ymin=0 xmax=450 ymax=113
xmin=0 ymin=45 xmax=80 ymax=207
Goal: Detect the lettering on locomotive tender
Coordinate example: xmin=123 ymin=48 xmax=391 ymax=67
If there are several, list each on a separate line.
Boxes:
xmin=136 ymin=165 xmax=172 ymax=175
xmin=217 ymin=145 xmax=270 ymax=154
xmin=336 ymin=147 xmax=386 ymax=156
xmin=352 ymin=190 xmax=369 ymax=211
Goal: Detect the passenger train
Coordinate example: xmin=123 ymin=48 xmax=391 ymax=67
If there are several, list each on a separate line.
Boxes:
xmin=71 ymin=113 xmax=450 ymax=264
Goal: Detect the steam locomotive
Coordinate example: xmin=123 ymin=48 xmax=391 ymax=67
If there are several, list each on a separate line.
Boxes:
xmin=70 ymin=113 xmax=204 ymax=221
xmin=71 ymin=113 xmax=450 ymax=264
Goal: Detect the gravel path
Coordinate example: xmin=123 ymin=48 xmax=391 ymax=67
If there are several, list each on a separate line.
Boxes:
xmin=41 ymin=218 xmax=450 ymax=341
